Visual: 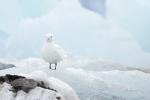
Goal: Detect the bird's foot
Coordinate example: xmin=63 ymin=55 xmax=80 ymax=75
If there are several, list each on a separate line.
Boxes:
xmin=49 ymin=63 xmax=57 ymax=70
xmin=49 ymin=64 xmax=51 ymax=69
xmin=51 ymin=67 xmax=56 ymax=70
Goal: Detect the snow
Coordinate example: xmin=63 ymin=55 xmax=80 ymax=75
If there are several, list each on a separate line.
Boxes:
xmin=49 ymin=77 xmax=79 ymax=100
xmin=0 ymin=83 xmax=64 ymax=100
xmin=0 ymin=57 xmax=150 ymax=100
xmin=0 ymin=83 xmax=14 ymax=100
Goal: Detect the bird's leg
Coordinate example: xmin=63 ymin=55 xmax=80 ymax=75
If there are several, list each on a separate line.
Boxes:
xmin=54 ymin=63 xmax=57 ymax=70
xmin=49 ymin=63 xmax=51 ymax=69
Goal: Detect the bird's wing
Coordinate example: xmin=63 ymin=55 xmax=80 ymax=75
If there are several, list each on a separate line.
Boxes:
xmin=54 ymin=44 xmax=68 ymax=59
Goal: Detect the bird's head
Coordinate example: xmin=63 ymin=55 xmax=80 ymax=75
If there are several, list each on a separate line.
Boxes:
xmin=45 ymin=33 xmax=54 ymax=42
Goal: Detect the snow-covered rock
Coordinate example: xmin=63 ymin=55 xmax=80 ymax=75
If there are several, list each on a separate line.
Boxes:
xmin=0 ymin=72 xmax=80 ymax=100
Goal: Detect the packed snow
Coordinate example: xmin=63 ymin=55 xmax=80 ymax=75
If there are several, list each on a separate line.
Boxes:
xmin=0 ymin=57 xmax=150 ymax=100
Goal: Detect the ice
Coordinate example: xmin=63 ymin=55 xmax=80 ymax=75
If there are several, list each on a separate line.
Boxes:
xmin=79 ymin=0 xmax=106 ymax=16
xmin=0 ymin=57 xmax=150 ymax=100
xmin=0 ymin=62 xmax=15 ymax=70
xmin=4 ymin=0 xmax=150 ymax=68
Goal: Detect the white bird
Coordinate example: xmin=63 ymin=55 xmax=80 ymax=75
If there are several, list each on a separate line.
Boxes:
xmin=41 ymin=33 xmax=63 ymax=70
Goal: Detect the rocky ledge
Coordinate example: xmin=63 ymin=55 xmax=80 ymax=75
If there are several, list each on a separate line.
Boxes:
xmin=0 ymin=74 xmax=57 ymax=93
xmin=0 ymin=72 xmax=79 ymax=100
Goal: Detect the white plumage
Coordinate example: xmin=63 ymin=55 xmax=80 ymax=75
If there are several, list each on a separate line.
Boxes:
xmin=41 ymin=33 xmax=63 ymax=70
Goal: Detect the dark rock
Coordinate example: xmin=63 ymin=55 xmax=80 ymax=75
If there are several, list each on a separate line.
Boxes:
xmin=0 ymin=76 xmax=5 ymax=84
xmin=37 ymin=81 xmax=57 ymax=92
xmin=0 ymin=74 xmax=57 ymax=93
xmin=11 ymin=78 xmax=37 ymax=93
xmin=0 ymin=63 xmax=16 ymax=70
xmin=0 ymin=74 xmax=25 ymax=84
xmin=6 ymin=74 xmax=25 ymax=82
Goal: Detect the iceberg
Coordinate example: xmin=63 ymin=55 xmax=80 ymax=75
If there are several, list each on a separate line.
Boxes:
xmin=79 ymin=0 xmax=106 ymax=16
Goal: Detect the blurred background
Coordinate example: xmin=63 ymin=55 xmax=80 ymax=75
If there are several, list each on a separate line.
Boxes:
xmin=0 ymin=0 xmax=150 ymax=67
